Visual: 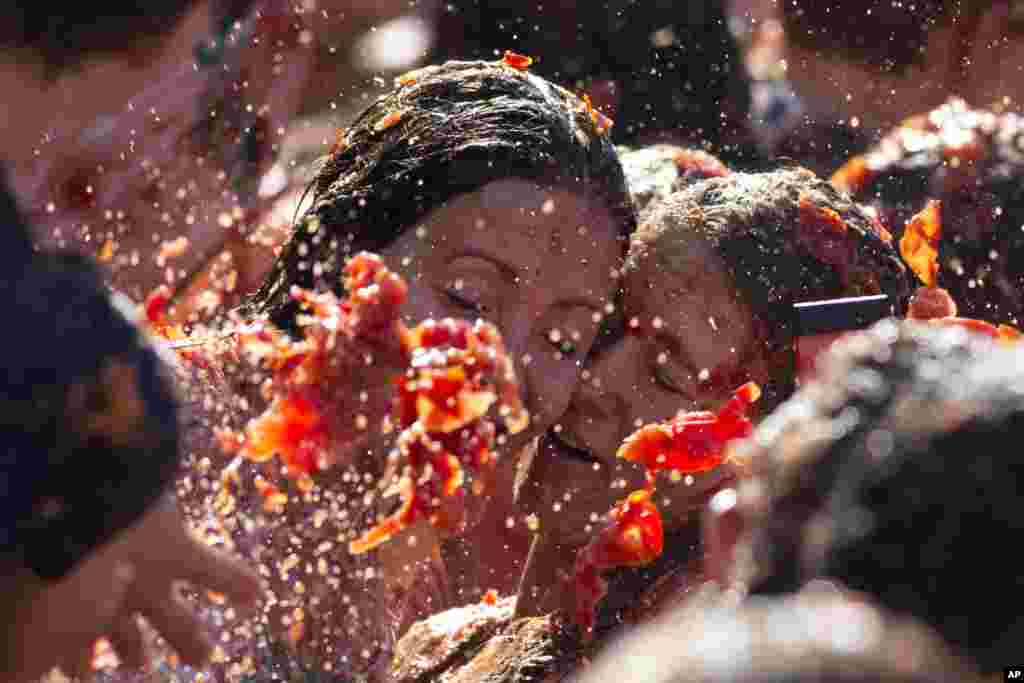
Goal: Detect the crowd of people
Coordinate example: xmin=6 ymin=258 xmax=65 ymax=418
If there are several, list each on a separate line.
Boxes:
xmin=2 ymin=1 xmax=1024 ymax=682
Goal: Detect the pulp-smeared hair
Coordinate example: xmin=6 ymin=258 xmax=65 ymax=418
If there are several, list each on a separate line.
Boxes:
xmin=833 ymin=98 xmax=1024 ymax=326
xmin=245 ymin=59 xmax=635 ymax=329
xmin=738 ymin=320 xmax=1024 ymax=673
xmin=624 ymin=168 xmax=910 ymax=409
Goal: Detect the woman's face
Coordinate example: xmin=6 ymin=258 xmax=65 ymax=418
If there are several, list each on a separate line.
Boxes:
xmin=522 ymin=238 xmax=772 ymax=543
xmin=379 ymin=178 xmax=624 ymax=453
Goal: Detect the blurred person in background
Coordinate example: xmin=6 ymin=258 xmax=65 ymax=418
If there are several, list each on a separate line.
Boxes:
xmin=734 ymin=0 xmax=1024 ymax=173
xmin=706 ymin=320 xmax=1024 ymax=675
xmin=0 ymin=3 xmax=262 ymax=680
xmin=430 ymin=0 xmax=754 ymax=160
xmin=781 ymin=0 xmax=1024 ymax=136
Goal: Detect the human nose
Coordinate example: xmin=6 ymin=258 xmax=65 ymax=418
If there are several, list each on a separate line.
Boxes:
xmin=574 ymin=335 xmax=646 ymax=454
xmin=494 ymin=307 xmax=544 ymax=432
xmin=499 ymin=308 xmax=582 ymax=438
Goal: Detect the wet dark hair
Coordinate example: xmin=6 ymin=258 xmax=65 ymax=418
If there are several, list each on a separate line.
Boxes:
xmin=624 ymin=168 xmax=911 ymax=409
xmin=244 ymin=59 xmax=635 ymax=330
xmin=578 ymin=592 xmax=984 ymax=683
xmin=617 ymin=144 xmax=732 ymax=220
xmin=831 ymin=98 xmax=1024 ymax=325
xmin=781 ymin=0 xmax=965 ymax=75
xmin=737 ymin=320 xmax=1024 ymax=673
xmin=0 ymin=252 xmax=180 ymax=579
xmin=430 ymin=0 xmax=750 ymax=151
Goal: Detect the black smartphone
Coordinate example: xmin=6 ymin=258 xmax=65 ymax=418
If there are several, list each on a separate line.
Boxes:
xmin=793 ymin=294 xmax=893 ymax=384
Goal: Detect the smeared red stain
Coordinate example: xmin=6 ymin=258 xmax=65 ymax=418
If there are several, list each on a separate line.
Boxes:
xmin=799 ymin=194 xmax=847 ymax=237
xmin=501 ymin=50 xmax=534 ymax=70
xmin=795 ymin=194 xmax=856 ymax=283
xmin=330 ymin=128 xmax=348 ymax=156
xmin=395 ymin=72 xmax=419 ymax=86
xmin=672 ymin=148 xmax=731 ymax=181
xmin=900 ymin=200 xmax=943 ymax=287
xmin=830 ymin=155 xmax=873 ymax=195
xmin=374 ymin=110 xmax=405 ymax=133
xmin=579 ymin=93 xmax=613 ymax=136
xmin=141 ymin=288 xmax=165 ymax=325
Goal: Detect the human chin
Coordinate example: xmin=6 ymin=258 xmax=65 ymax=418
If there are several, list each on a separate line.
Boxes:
xmin=524 ymin=434 xmax=615 ymax=544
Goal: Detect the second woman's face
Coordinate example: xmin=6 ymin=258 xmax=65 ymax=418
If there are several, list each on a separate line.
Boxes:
xmin=379 ymin=178 xmax=625 ymax=453
xmin=523 ymin=240 xmax=773 ymax=543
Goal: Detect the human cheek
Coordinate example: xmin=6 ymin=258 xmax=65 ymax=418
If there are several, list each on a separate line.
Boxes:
xmin=510 ymin=331 xmax=577 ymax=437
xmin=582 ymin=337 xmax=651 ymax=452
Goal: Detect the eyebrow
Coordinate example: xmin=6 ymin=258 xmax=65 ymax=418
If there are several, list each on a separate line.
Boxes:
xmin=453 ymin=248 xmax=604 ymax=311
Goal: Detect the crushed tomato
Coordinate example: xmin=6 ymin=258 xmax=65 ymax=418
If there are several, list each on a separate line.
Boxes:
xmin=570 ymin=382 xmax=760 ymax=633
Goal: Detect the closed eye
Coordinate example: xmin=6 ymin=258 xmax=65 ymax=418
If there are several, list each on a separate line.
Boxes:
xmin=445 ymin=288 xmax=484 ymax=313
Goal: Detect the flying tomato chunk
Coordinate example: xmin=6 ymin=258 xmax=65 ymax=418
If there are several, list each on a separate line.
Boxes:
xmin=570 ymin=383 xmax=761 ymax=633
xmin=501 ymin=50 xmax=533 ymax=70
xmin=617 ymin=382 xmax=762 ymax=476
xmin=217 ymin=252 xmax=529 ymax=555
xmin=571 ymin=489 xmax=664 ymax=633
xmin=349 ymin=316 xmax=527 ymax=554
xmin=899 ymin=205 xmax=1023 ymax=341
xmin=900 ymin=200 xmax=943 ymax=288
